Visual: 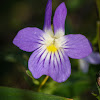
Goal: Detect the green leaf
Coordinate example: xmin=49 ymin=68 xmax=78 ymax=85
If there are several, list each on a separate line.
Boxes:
xmin=91 ymin=93 xmax=98 ymax=97
xmin=96 ymin=96 xmax=100 ymax=100
xmin=0 ymin=86 xmax=73 ymax=100
xmin=26 ymin=70 xmax=39 ymax=85
xmin=92 ymin=93 xmax=100 ymax=100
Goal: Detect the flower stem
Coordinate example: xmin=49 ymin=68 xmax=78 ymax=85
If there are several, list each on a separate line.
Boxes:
xmin=38 ymin=76 xmax=49 ymax=92
xmin=96 ymin=0 xmax=100 ymax=18
xmin=96 ymin=0 xmax=100 ymax=53
xmin=97 ymin=21 xmax=100 ymax=53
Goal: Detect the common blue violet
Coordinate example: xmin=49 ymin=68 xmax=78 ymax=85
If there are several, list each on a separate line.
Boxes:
xmin=79 ymin=52 xmax=100 ymax=73
xmin=13 ymin=0 xmax=92 ymax=82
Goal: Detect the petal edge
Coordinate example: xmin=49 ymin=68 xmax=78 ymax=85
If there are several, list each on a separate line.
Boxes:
xmin=43 ymin=0 xmax=52 ymax=32
xmin=60 ymin=34 xmax=92 ymax=59
xmin=13 ymin=27 xmax=45 ymax=52
xmin=53 ymin=2 xmax=67 ymax=37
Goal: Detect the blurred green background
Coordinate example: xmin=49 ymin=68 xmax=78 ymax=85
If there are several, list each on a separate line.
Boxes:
xmin=0 ymin=0 xmax=100 ymax=100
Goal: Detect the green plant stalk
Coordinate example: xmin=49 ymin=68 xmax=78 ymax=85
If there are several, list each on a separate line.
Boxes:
xmin=96 ymin=0 xmax=100 ymax=18
xmin=38 ymin=76 xmax=49 ymax=92
xmin=97 ymin=21 xmax=100 ymax=53
xmin=96 ymin=83 xmax=100 ymax=96
xmin=96 ymin=0 xmax=100 ymax=53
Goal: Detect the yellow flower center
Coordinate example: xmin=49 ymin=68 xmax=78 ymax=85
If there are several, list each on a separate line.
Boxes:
xmin=47 ymin=44 xmax=57 ymax=52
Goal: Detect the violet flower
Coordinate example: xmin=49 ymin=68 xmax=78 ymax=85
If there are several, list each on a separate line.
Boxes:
xmin=13 ymin=0 xmax=92 ymax=82
xmin=79 ymin=52 xmax=100 ymax=73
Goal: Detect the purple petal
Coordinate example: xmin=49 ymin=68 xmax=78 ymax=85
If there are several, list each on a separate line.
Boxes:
xmin=53 ymin=2 xmax=67 ymax=37
xmin=28 ymin=48 xmax=71 ymax=83
xmin=43 ymin=0 xmax=52 ymax=31
xmin=28 ymin=46 xmax=49 ymax=78
xmin=79 ymin=59 xmax=89 ymax=73
xmin=13 ymin=27 xmax=45 ymax=52
xmin=49 ymin=49 xmax=71 ymax=82
xmin=62 ymin=34 xmax=92 ymax=59
xmin=83 ymin=52 xmax=100 ymax=64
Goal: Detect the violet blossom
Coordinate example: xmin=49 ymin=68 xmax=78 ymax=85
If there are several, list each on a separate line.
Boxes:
xmin=79 ymin=52 xmax=100 ymax=73
xmin=13 ymin=0 xmax=92 ymax=82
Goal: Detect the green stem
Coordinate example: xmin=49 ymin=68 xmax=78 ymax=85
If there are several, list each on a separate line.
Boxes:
xmin=97 ymin=84 xmax=100 ymax=96
xmin=97 ymin=21 xmax=100 ymax=53
xmin=96 ymin=0 xmax=100 ymax=53
xmin=38 ymin=76 xmax=49 ymax=92
xmin=96 ymin=0 xmax=100 ymax=18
